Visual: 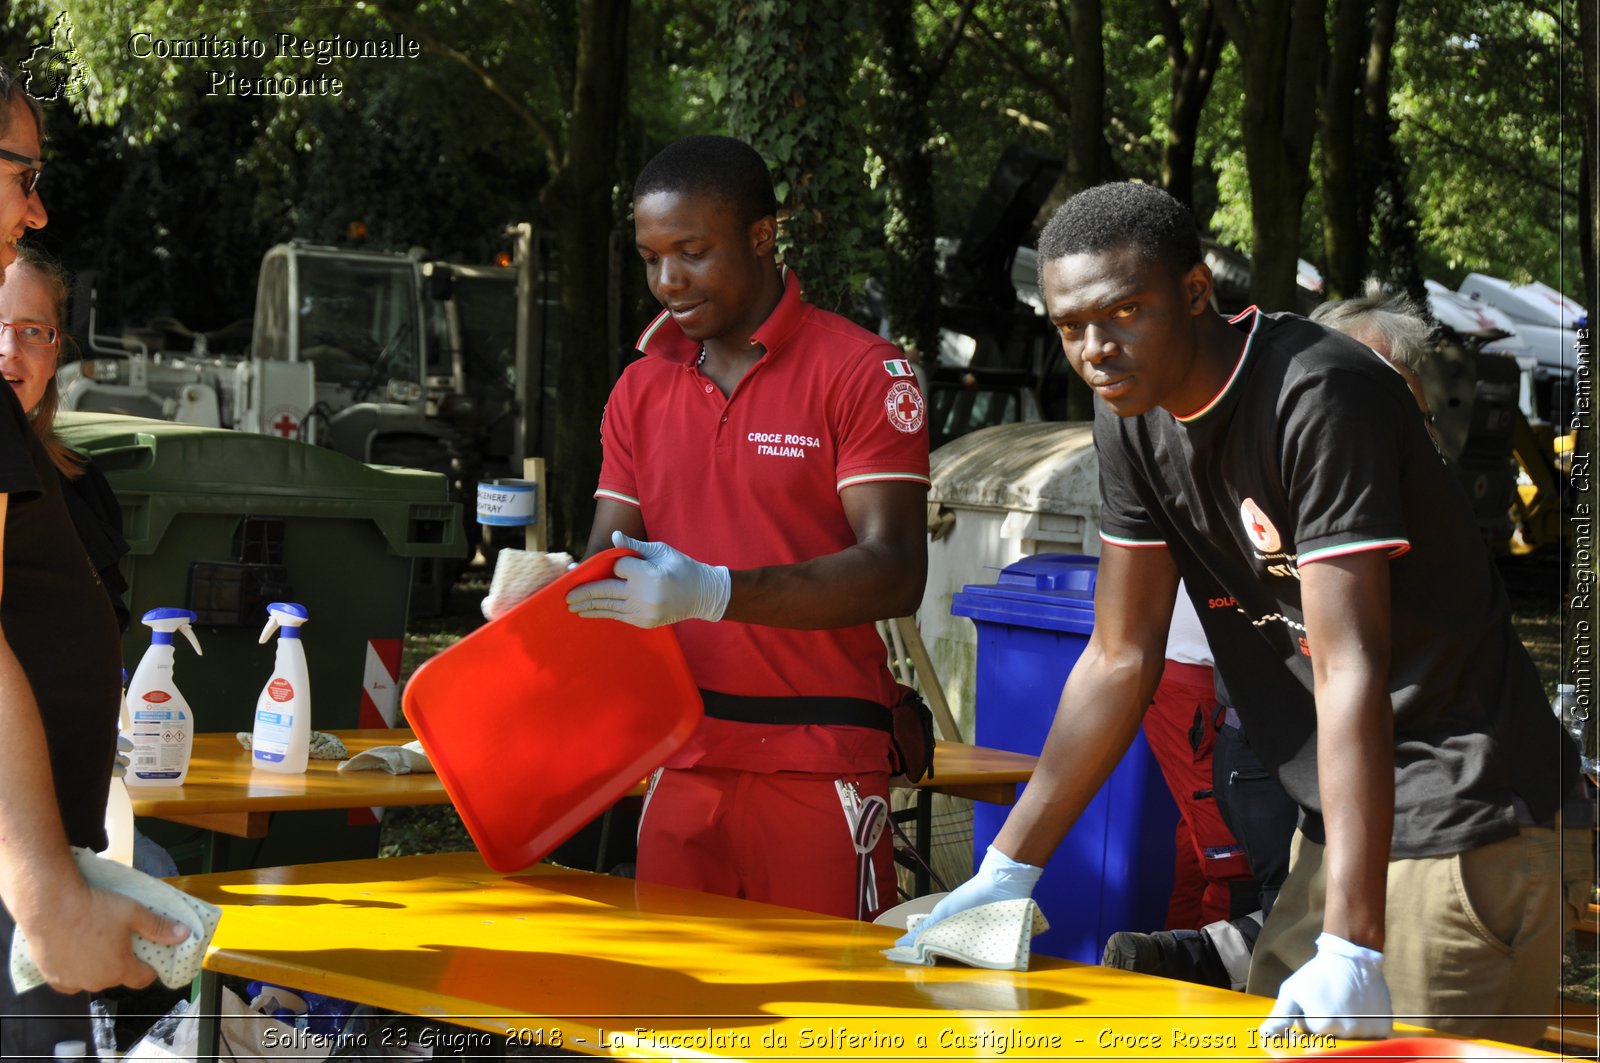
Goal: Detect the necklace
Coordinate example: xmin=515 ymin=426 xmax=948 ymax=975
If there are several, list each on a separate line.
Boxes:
xmin=696 ymin=347 xmax=706 ymax=368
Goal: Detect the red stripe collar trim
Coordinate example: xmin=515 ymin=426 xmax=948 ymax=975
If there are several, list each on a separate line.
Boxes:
xmin=1176 ymin=305 xmax=1261 ymax=423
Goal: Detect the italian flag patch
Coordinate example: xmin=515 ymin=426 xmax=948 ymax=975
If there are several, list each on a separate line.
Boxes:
xmin=883 ymin=359 xmax=915 ymax=378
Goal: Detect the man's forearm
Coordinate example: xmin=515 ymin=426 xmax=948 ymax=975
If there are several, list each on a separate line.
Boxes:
xmin=1316 ymin=672 xmax=1394 ymax=950
xmin=0 ymin=634 xmax=84 ymax=925
xmin=1301 ymin=552 xmax=1396 ymax=953
xmin=725 ymin=541 xmax=925 ymax=629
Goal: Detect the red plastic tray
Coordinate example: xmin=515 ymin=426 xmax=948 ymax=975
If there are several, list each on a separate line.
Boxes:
xmin=403 ymin=547 xmax=702 ymax=871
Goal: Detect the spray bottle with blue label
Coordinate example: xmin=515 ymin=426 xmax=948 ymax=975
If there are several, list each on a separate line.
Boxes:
xmin=252 ymin=602 xmax=311 ymax=773
xmin=126 ymin=609 xmax=203 ymax=787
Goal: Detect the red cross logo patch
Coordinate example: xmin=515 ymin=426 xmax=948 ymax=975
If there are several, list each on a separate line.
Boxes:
xmin=885 ymin=381 xmax=925 ymax=434
xmin=1239 ymin=497 xmax=1281 ymax=553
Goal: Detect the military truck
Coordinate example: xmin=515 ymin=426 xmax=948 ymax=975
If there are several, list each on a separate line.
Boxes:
xmin=58 ymin=226 xmax=560 ymax=608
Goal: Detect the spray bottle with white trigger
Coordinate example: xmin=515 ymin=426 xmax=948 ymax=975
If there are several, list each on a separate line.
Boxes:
xmin=125 ymin=608 xmax=203 ymax=788
xmin=252 ymin=602 xmax=312 ymax=773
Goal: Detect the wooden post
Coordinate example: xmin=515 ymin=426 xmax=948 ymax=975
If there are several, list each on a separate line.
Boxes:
xmin=892 ymin=615 xmax=964 ymax=744
xmin=523 ymin=456 xmax=548 ymax=552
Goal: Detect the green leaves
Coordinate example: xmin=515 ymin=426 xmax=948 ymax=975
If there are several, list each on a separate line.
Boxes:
xmin=717 ymin=0 xmax=877 ymax=314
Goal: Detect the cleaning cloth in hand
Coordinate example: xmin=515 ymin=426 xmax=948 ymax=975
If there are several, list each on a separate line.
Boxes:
xmin=482 ymin=549 xmax=575 ymax=621
xmin=338 ymin=740 xmax=433 ymax=775
xmin=881 ymin=898 xmax=1049 ymax=971
xmin=9 ymin=847 xmax=222 ymax=993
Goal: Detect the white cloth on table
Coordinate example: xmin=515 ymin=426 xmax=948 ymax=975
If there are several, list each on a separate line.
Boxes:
xmin=337 ymin=740 xmax=433 ymax=775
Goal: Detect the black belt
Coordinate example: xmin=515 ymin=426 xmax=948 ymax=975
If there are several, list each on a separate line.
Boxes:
xmin=699 ymin=689 xmax=891 ymax=732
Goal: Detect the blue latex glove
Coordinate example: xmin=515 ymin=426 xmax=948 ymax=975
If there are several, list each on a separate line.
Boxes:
xmin=894 ymin=845 xmax=1043 ymax=947
xmin=112 ymin=734 xmax=133 ymax=779
xmin=565 ymin=531 xmax=731 ymax=628
xmin=1260 ymin=932 xmax=1394 ymax=1040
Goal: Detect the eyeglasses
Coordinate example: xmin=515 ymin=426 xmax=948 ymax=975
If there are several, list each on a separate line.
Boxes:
xmin=0 ymin=146 xmax=42 ymax=198
xmin=0 ymin=320 xmax=59 ymax=346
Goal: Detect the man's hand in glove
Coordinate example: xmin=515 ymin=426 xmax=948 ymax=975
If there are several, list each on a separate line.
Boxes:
xmin=894 ymin=845 xmax=1043 ymax=947
xmin=1260 ymin=932 xmax=1394 ymax=1040
xmin=566 ymin=530 xmax=731 ymax=629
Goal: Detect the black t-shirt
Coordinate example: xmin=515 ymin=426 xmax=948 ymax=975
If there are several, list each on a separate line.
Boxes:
xmin=61 ymin=460 xmax=131 ymax=633
xmin=1097 ymin=309 xmax=1571 ymax=858
xmin=0 ymin=387 xmax=122 ymax=850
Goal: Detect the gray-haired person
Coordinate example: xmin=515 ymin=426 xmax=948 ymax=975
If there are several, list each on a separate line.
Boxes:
xmin=1311 ymin=282 xmax=1440 ymax=448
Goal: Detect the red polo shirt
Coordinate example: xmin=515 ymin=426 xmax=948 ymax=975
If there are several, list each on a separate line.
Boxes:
xmin=596 ymin=269 xmax=931 ymax=772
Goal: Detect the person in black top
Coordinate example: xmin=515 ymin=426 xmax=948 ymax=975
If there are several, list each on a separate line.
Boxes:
xmin=899 ymin=182 xmax=1582 ymax=1046
xmin=4 ymin=244 xmax=131 ymax=630
xmin=0 ymin=64 xmax=188 ymax=1058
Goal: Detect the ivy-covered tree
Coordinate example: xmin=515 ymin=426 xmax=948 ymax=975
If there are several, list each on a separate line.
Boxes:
xmin=716 ymin=0 xmax=875 ymax=314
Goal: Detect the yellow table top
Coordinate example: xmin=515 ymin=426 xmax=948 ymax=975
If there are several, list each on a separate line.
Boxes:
xmin=128 ymin=731 xmax=1037 ymax=838
xmin=125 ymin=729 xmax=449 ymax=837
xmin=174 ymin=852 xmax=1545 ymax=1060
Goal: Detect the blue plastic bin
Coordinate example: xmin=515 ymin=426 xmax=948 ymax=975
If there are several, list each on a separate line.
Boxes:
xmin=951 ymin=553 xmax=1177 ymax=963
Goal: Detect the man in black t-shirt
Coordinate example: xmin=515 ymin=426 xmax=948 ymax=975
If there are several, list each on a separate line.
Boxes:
xmin=898 ymin=183 xmax=1583 ymax=1046
xmin=0 ymin=65 xmax=190 ymax=1056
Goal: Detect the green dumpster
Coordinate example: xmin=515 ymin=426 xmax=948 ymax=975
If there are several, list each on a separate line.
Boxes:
xmin=55 ymin=412 xmax=463 ymax=870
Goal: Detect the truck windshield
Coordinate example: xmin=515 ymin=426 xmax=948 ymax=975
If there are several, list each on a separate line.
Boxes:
xmin=295 ymin=254 xmax=418 ymax=385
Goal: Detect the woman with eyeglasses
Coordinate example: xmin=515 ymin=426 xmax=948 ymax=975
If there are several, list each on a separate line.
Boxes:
xmin=2 ymin=246 xmax=132 ymax=631
xmin=0 ymin=65 xmax=190 ymax=1059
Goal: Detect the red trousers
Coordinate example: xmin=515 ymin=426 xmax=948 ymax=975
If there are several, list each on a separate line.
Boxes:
xmin=1142 ymin=660 xmax=1255 ymax=928
xmin=635 ymin=765 xmax=897 ymax=920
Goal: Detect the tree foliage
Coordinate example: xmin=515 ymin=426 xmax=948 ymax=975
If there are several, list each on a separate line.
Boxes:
xmin=715 ymin=0 xmax=876 ymax=313
xmin=1388 ymin=0 xmax=1582 ymax=290
xmin=0 ymin=0 xmax=1587 ymax=553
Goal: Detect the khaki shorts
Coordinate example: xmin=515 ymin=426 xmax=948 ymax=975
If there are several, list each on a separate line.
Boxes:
xmin=1247 ymin=821 xmax=1593 ymax=1047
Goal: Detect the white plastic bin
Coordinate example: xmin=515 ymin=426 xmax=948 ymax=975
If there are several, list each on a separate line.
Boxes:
xmin=919 ymin=422 xmax=1100 ymax=737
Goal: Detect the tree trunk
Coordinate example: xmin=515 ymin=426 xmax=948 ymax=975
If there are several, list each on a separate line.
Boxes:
xmin=1362 ymin=0 xmax=1424 ymax=304
xmin=1320 ymin=0 xmax=1368 ymax=299
xmin=874 ymin=0 xmax=942 ymax=365
xmin=1158 ymin=2 xmax=1226 ymax=212
xmin=723 ymin=0 xmax=871 ymax=314
xmin=1065 ymin=0 xmax=1107 ymax=195
xmin=1219 ymin=0 xmax=1327 ymax=311
xmin=547 ymin=0 xmax=630 ymax=553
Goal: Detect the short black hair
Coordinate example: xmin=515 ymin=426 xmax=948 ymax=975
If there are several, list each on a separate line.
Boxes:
xmin=634 ymin=135 xmax=778 ymax=225
xmin=1036 ymin=182 xmax=1202 ymax=283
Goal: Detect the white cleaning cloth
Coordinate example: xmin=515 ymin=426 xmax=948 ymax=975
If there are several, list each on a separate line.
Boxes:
xmin=338 ymin=739 xmax=433 ymax=775
xmin=481 ymin=548 xmax=574 ymax=621
xmin=881 ymin=898 xmax=1049 ymax=971
xmin=235 ymin=730 xmax=348 ymax=760
xmin=9 ymin=847 xmax=222 ymax=992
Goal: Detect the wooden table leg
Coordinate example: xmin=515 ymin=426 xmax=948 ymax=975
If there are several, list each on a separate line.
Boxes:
xmin=194 ymin=967 xmax=221 ymax=1058
xmin=914 ymin=789 xmax=933 ymax=896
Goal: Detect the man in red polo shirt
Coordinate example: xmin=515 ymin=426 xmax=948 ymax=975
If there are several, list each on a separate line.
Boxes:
xmin=565 ymin=135 xmax=931 ymax=920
